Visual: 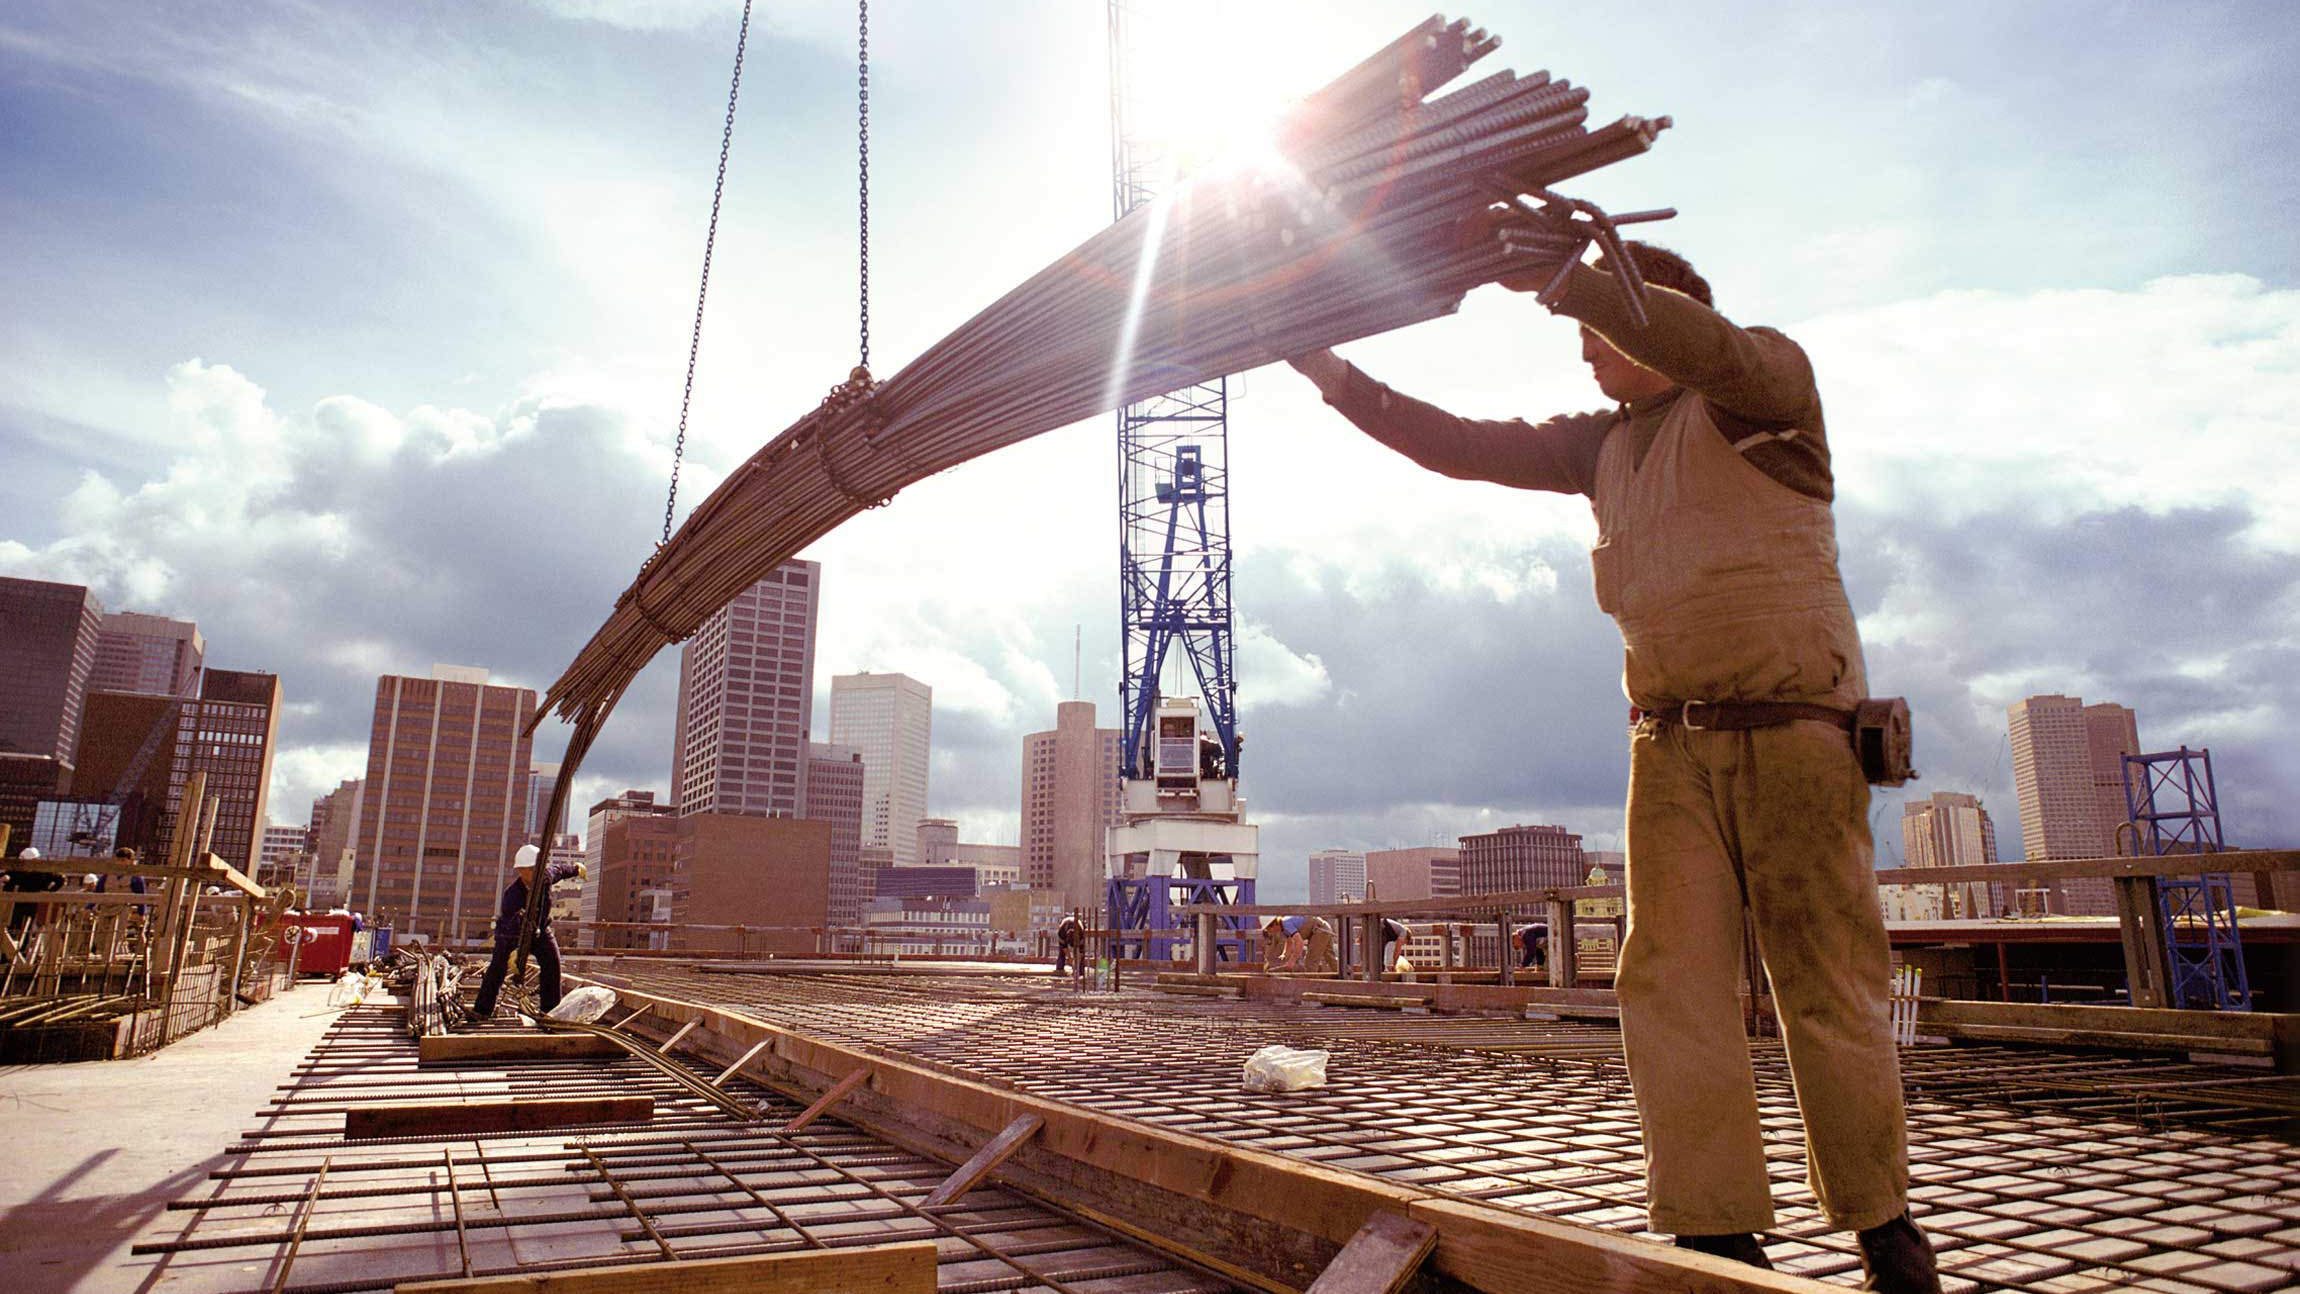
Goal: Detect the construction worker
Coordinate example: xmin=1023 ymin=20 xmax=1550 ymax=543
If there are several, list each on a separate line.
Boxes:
xmin=1262 ymin=915 xmax=1337 ymax=973
xmin=1053 ymin=911 xmax=1085 ymax=974
xmin=1288 ymin=240 xmax=1937 ymax=1291
xmin=470 ymin=845 xmax=586 ymax=1019
xmin=1372 ymin=917 xmax=1411 ymax=973
xmin=1514 ymin=923 xmax=1548 ymax=972
xmin=2 ymin=846 xmax=62 ymax=937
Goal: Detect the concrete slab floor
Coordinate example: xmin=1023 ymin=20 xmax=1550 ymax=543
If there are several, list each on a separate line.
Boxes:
xmin=0 ymin=982 xmax=354 ymax=1294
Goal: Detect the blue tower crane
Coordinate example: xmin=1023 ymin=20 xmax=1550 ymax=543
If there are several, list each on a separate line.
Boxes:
xmin=1101 ymin=0 xmax=1259 ymax=965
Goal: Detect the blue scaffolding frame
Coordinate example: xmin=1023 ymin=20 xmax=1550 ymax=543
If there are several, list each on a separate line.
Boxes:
xmin=2122 ymin=746 xmax=2250 ymax=1011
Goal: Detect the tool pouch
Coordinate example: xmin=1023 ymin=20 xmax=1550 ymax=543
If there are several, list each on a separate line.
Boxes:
xmin=1853 ymin=697 xmax=1916 ymax=787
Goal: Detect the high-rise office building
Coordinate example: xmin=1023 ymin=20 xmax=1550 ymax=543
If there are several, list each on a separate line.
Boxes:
xmin=2008 ymin=694 xmax=2139 ymax=916
xmin=307 ymin=777 xmax=363 ymax=908
xmin=258 ymin=822 xmax=307 ymax=888
xmin=60 ymin=689 xmax=179 ymax=858
xmin=671 ymin=561 xmax=820 ymax=819
xmin=586 ymin=790 xmax=677 ymax=945
xmin=1897 ymin=791 xmax=2001 ymax=920
xmin=1020 ymin=700 xmax=1123 ymax=912
xmin=1307 ymin=849 xmax=1369 ymax=904
xmin=1364 ymin=846 xmax=1461 ymax=901
xmin=351 ymin=666 xmax=535 ymax=938
xmin=805 ymin=742 xmax=866 ymax=928
xmin=0 ymin=576 xmax=104 ymax=765
xmin=162 ymin=668 xmax=281 ymax=877
xmin=526 ymin=761 xmax=568 ymax=840
xmin=829 ymin=671 xmax=932 ymax=866
xmin=670 ymin=814 xmax=830 ymax=956
xmin=595 ymin=811 xmax=680 ymax=950
xmin=1458 ymin=823 xmax=1585 ymax=894
xmin=90 ymin=611 xmax=203 ymax=697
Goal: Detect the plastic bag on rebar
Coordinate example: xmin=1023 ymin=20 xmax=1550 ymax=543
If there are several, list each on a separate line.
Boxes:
xmin=547 ymin=984 xmax=620 ymax=1024
xmin=327 ymin=971 xmax=379 ymax=1007
xmin=1242 ymin=1044 xmax=1330 ymax=1093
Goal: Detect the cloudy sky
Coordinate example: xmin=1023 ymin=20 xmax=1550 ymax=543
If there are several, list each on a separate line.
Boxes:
xmin=6 ymin=1 xmax=2297 ymax=900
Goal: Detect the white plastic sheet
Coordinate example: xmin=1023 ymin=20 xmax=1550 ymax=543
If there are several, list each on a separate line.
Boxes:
xmin=1242 ymin=1044 xmax=1330 ymax=1093
xmin=547 ymin=985 xmax=619 ymax=1024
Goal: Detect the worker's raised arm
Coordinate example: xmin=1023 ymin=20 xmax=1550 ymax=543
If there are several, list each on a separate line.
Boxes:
xmin=1549 ymin=264 xmax=1815 ymax=424
xmin=1288 ymin=349 xmax=1610 ymax=496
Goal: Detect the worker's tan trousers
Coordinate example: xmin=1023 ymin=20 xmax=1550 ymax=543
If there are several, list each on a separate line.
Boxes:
xmin=1615 ymin=718 xmax=1908 ymax=1235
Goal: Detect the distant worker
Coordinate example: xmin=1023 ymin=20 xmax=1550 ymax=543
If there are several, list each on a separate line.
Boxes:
xmin=1054 ymin=911 xmax=1085 ymax=975
xmin=470 ymin=845 xmax=586 ymax=1019
xmin=1262 ymin=915 xmax=1337 ymax=973
xmin=1371 ymin=917 xmax=1411 ymax=974
xmin=3 ymin=846 xmax=62 ymax=937
xmin=1288 ymin=237 xmax=1936 ymax=1289
xmin=93 ymin=845 xmax=148 ymax=900
xmin=1515 ymin=923 xmax=1548 ymax=972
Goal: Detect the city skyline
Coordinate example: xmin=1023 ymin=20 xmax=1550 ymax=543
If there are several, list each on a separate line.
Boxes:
xmin=3 ymin=5 xmax=2294 ymax=899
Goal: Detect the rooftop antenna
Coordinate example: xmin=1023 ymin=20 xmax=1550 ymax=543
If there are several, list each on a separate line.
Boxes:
xmin=1073 ymin=624 xmax=1081 ymax=700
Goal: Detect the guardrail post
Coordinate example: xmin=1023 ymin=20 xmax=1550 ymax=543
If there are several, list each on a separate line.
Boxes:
xmin=2114 ymin=875 xmax=2173 ymax=1008
xmin=1195 ymin=911 xmax=1214 ymax=975
xmin=1546 ymin=897 xmax=1577 ymax=988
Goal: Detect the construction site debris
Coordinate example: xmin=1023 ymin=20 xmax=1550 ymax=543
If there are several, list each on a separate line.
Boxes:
xmin=1243 ymin=1043 xmax=1331 ymax=1092
xmin=548 ymin=984 xmax=619 ymax=1023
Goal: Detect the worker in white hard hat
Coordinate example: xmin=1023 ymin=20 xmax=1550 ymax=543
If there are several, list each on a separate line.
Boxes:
xmin=470 ymin=843 xmax=587 ymax=1019
xmin=4 ymin=845 xmax=63 ymax=936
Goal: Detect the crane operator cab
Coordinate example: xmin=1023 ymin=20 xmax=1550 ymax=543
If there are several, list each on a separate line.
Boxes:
xmin=1110 ymin=695 xmax=1258 ymax=885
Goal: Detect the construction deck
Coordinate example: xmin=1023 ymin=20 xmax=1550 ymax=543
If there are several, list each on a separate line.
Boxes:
xmin=74 ymin=964 xmax=2300 ymax=1294
xmin=590 ymin=964 xmax=2299 ymax=1293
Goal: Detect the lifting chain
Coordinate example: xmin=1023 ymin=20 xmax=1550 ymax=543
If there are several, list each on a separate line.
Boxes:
xmin=854 ymin=0 xmax=873 ymax=384
xmin=662 ymin=0 xmax=756 ymax=547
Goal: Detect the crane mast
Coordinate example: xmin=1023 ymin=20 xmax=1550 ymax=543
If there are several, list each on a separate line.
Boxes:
xmin=1103 ymin=0 xmax=1259 ymax=964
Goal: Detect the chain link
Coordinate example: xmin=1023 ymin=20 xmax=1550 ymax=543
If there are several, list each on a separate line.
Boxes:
xmin=663 ymin=0 xmax=755 ymax=547
xmin=856 ymin=0 xmax=871 ymax=377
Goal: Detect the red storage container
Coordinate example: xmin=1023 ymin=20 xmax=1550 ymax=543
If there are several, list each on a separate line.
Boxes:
xmin=277 ymin=913 xmax=356 ymax=977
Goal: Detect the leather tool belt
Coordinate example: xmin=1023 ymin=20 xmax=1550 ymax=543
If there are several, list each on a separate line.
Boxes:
xmin=1632 ymin=698 xmax=1917 ymax=787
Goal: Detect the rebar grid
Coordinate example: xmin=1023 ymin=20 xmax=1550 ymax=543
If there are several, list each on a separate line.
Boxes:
xmin=126 ymin=1002 xmax=1240 ymax=1294
xmin=613 ymin=966 xmax=2300 ymax=1294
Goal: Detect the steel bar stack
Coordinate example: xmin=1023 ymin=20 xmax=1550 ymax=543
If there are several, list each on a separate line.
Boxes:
xmin=523 ymin=16 xmax=1673 ymax=846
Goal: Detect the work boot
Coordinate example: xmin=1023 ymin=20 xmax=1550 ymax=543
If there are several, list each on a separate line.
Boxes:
xmin=1673 ymin=1232 xmax=1773 ymax=1269
xmin=1856 ymin=1212 xmax=1940 ymax=1293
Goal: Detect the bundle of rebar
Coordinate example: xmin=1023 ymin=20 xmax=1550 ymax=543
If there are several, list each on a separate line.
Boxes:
xmin=516 ymin=16 xmax=1673 ymax=915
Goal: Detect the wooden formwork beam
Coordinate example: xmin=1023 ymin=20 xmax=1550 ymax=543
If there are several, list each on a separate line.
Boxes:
xmin=417 ymin=1033 xmax=624 ymax=1064
xmin=347 ymin=1096 xmax=652 ymax=1139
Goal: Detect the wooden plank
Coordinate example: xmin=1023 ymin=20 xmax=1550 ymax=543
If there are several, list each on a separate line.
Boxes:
xmin=921 ymin=1113 xmax=1043 ymax=1207
xmin=1306 ymin=1210 xmax=1436 ymax=1294
xmin=2114 ymin=875 xmax=2172 ymax=1009
xmin=783 ymin=1066 xmax=871 ymax=1132
xmin=417 ymin=1033 xmax=624 ymax=1064
xmin=1916 ymin=997 xmax=2290 ymax=1043
xmin=1409 ymin=1198 xmax=1834 ymax=1294
xmin=347 ymin=1096 xmax=652 ymax=1139
xmin=394 ymin=1242 xmax=937 ymax=1293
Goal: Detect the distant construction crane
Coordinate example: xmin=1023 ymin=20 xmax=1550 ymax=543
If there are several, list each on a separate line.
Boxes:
xmin=1102 ymin=0 xmax=1260 ymax=963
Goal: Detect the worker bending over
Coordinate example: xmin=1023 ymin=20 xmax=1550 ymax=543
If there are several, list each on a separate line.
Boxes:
xmin=1261 ymin=915 xmax=1337 ymax=973
xmin=1371 ymin=917 xmax=1411 ymax=973
xmin=1053 ymin=911 xmax=1085 ymax=975
xmin=1288 ymin=239 xmax=1936 ymax=1291
xmin=1514 ymin=923 xmax=1548 ymax=972
xmin=471 ymin=845 xmax=586 ymax=1019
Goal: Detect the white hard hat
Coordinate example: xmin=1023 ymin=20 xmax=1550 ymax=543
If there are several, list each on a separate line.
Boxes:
xmin=84 ymin=874 xmax=99 ymax=887
xmin=18 ymin=847 xmax=40 ymax=861
xmin=513 ymin=844 xmax=540 ymax=870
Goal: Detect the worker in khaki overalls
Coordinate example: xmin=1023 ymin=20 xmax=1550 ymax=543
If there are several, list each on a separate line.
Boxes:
xmin=1288 ymin=239 xmax=1937 ymax=1293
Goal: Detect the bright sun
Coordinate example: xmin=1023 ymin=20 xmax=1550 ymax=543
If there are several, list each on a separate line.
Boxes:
xmin=1119 ymin=0 xmax=1322 ymax=176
